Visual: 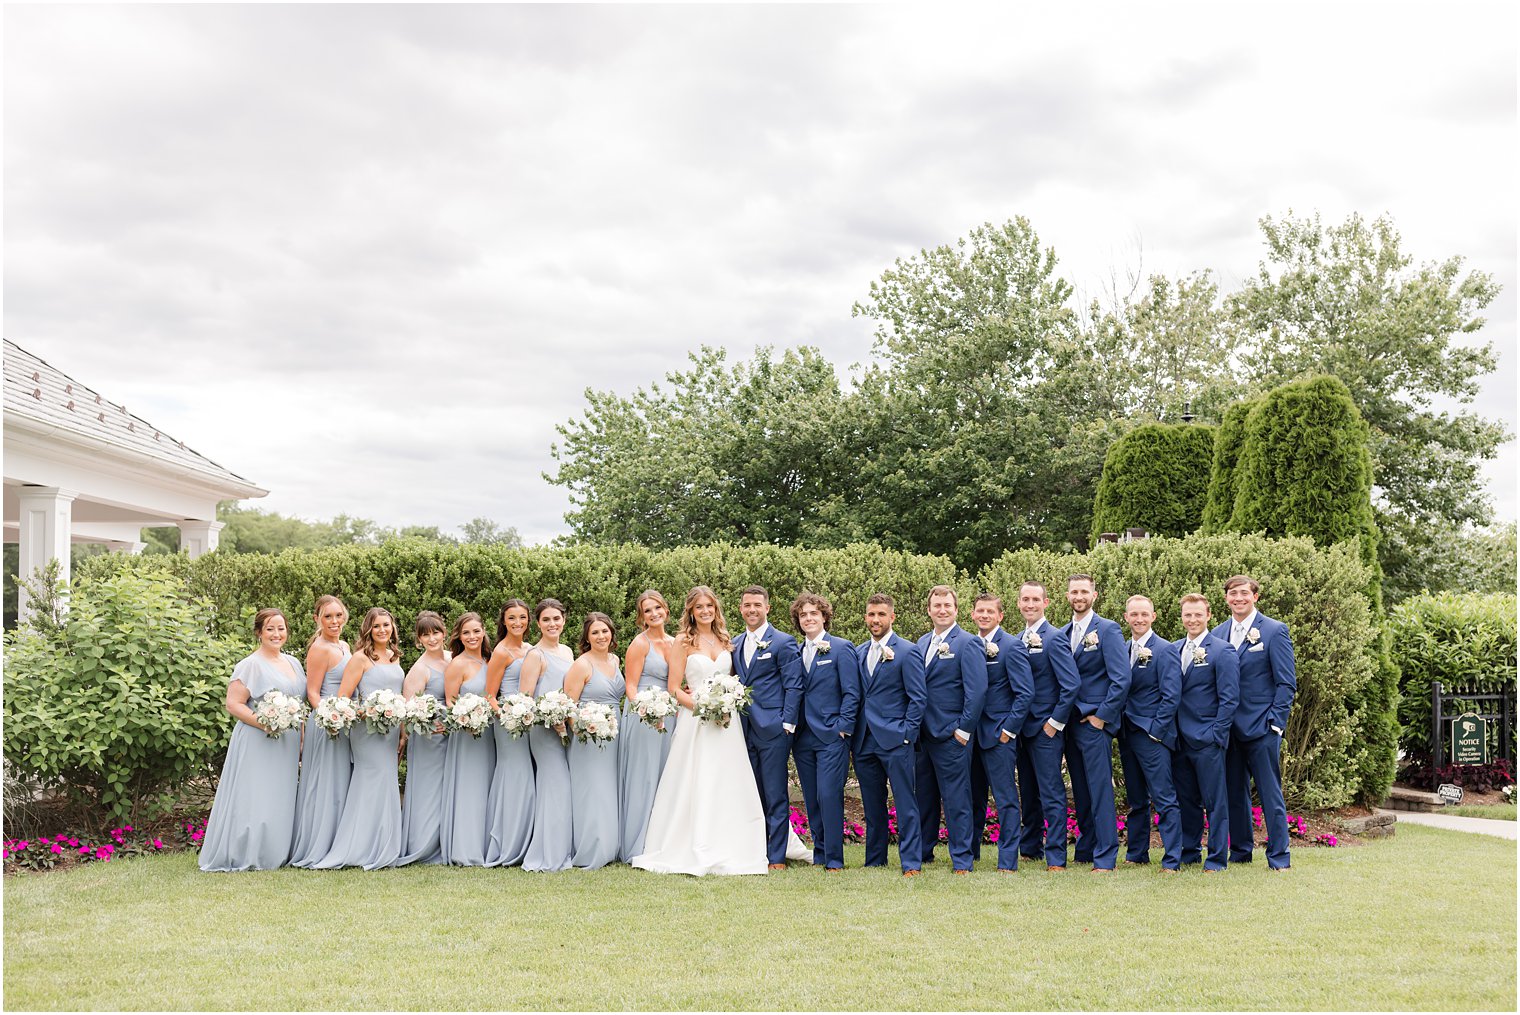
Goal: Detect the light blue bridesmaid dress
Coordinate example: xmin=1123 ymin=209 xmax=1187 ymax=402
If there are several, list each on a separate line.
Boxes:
xmin=439 ymin=661 xmax=496 ymax=866
xmin=523 ymin=650 xmax=575 ymax=873
xmin=484 ymin=653 xmax=535 ymax=867
xmin=570 ymin=661 xmax=624 ymax=869
xmin=312 ymin=661 xmax=404 ymax=870
xmin=288 ymin=644 xmax=352 ymax=868
xmin=397 ymin=663 xmax=448 ymax=866
xmin=618 ymin=640 xmax=678 ymax=861
xmin=200 ymin=652 xmax=306 ymax=871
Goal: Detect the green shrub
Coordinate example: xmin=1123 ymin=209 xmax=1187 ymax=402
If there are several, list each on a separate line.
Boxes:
xmin=1389 ymin=591 xmax=1517 ymax=765
xmin=1200 ymin=398 xmax=1255 ymax=534
xmin=3 ymin=569 xmax=245 ymax=825
xmin=1089 ymin=422 xmax=1216 ymax=544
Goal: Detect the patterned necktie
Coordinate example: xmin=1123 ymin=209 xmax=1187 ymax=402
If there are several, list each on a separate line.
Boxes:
xmin=1130 ymin=639 xmax=1140 ymax=666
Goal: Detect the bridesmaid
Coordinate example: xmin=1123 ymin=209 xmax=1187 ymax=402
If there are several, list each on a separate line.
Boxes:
xmin=397 ymin=611 xmax=450 ymax=866
xmin=313 ymin=608 xmax=405 ymax=870
xmin=200 ymin=609 xmax=305 ymax=872
xmin=484 ymin=599 xmax=535 ymax=867
xmin=289 ymin=595 xmax=352 ymax=868
xmin=619 ymin=589 xmax=678 ymax=861
xmin=438 ymin=612 xmax=496 ymax=866
xmin=521 ymin=598 xmax=575 ymax=873
xmin=565 ymin=612 xmax=624 ymax=869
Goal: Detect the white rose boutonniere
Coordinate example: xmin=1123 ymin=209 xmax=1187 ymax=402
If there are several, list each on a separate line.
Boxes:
xmin=1136 ymin=646 xmax=1152 ymax=663
xmin=936 ymin=641 xmax=952 ymax=659
xmin=1083 ymin=630 xmax=1100 ymax=649
xmin=1024 ymin=632 xmax=1043 ymax=650
xmin=1193 ymin=646 xmax=1208 ymax=666
xmin=984 ymin=641 xmax=1000 ymax=659
xmin=816 ymin=640 xmax=832 ymax=655
xmin=879 ymin=645 xmax=895 ymax=662
xmin=755 ymin=638 xmax=771 ymax=652
xmin=1246 ymin=628 xmax=1261 ymax=645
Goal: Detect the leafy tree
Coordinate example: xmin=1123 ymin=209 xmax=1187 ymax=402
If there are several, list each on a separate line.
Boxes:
xmin=1382 ymin=521 xmax=1518 ymax=603
xmin=1089 ymin=422 xmax=1216 ymax=542
xmin=459 ymin=517 xmax=523 ymax=547
xmin=1199 ymin=399 xmax=1257 ymax=534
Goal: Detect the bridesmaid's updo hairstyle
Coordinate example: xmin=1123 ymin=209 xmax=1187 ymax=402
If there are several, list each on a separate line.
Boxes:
xmin=306 ymin=594 xmax=349 ymax=651
xmin=496 ymin=598 xmax=531 ymax=643
xmin=677 ymin=585 xmax=731 ymax=649
xmin=534 ymin=598 xmax=567 ymax=623
xmin=253 ymin=607 xmax=287 ymax=637
xmin=449 ymin=611 xmax=494 ymax=658
xmin=577 ymin=612 xmax=618 ymax=655
xmin=414 ymin=610 xmax=446 ymax=645
xmin=354 ymin=607 xmax=400 ymax=662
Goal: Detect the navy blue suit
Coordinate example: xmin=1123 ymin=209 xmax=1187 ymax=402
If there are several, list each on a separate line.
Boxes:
xmin=913 ymin=625 xmax=987 ymax=870
xmin=852 ymin=632 xmax=926 ymax=872
xmin=792 ymin=632 xmax=861 ymax=869
xmin=1171 ymin=632 xmax=1239 ymax=870
xmin=968 ymin=628 xmax=1033 ymax=870
xmin=1214 ymin=612 xmax=1296 ymax=869
xmin=1115 ymin=631 xmax=1182 ymax=868
xmin=733 ymin=623 xmax=803 ymax=865
xmin=1014 ymin=620 xmax=1081 ymax=867
xmin=1058 ymin=613 xmax=1131 ymax=869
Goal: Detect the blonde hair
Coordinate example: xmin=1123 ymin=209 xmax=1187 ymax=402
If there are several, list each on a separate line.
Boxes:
xmin=307 ymin=594 xmax=349 ymax=651
xmin=677 ymin=585 xmax=732 ymax=649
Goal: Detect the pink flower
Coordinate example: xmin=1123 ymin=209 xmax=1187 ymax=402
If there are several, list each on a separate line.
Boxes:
xmin=51 ymin=844 xmax=63 ymax=854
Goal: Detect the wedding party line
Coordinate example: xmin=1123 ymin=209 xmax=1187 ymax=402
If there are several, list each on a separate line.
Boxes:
xmin=198 ymin=573 xmax=1297 ymax=878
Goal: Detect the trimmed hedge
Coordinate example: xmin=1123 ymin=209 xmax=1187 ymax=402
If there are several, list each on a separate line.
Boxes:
xmin=1089 ymin=422 xmax=1217 ymax=544
xmin=1389 ymin=591 xmax=1517 ymax=766
xmin=76 ymin=532 xmax=1384 ymax=809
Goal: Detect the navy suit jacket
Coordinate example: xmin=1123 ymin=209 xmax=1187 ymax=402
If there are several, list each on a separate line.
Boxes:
xmin=1212 ymin=612 xmax=1296 ymax=740
xmin=732 ymin=623 xmax=803 ymax=742
xmin=852 ymin=632 xmax=927 ymax=755
xmin=1018 ymin=619 xmax=1081 ymax=737
xmin=1059 ymin=613 xmax=1131 ymax=729
xmin=915 ymin=624 xmax=988 ymax=742
xmin=1122 ymin=632 xmax=1180 ymax=749
xmin=797 ymin=632 xmax=862 ymax=748
xmin=975 ymin=628 xmax=1034 ymax=748
xmin=1173 ymin=632 xmax=1239 ymax=751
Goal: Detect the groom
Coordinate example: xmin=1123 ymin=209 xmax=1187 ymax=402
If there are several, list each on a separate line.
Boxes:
xmin=733 ymin=585 xmax=804 ymax=869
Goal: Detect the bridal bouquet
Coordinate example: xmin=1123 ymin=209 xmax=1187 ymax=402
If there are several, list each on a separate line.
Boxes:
xmin=360 ymin=688 xmax=408 ymax=734
xmin=403 ymin=693 xmax=447 ymax=737
xmin=535 ymin=690 xmax=577 ymax=746
xmin=628 ymin=687 xmax=679 ymax=732
xmin=691 ymin=675 xmax=751 ymax=729
xmin=498 ymin=693 xmax=537 ymax=737
xmin=573 ymin=701 xmax=619 ymax=748
xmin=447 ymin=693 xmax=494 ymax=738
xmin=253 ymin=691 xmax=308 ymax=739
xmin=314 ymin=695 xmax=360 ymax=738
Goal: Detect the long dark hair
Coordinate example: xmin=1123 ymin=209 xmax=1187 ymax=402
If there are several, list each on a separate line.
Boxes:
xmin=496 ymin=598 xmax=531 ymax=643
xmin=577 ymin=612 xmax=618 ymax=655
xmin=449 ymin=611 xmax=493 ymax=659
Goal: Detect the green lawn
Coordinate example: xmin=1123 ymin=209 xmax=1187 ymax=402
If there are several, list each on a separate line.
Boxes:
xmin=3 ymin=825 xmax=1515 ymax=1011
xmin=1444 ymin=803 xmax=1517 ymax=821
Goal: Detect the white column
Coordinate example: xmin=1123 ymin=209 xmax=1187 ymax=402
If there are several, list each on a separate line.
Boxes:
xmin=127 ymin=541 xmax=147 ymax=555
xmin=177 ymin=519 xmax=225 ymax=558
xmin=16 ymin=486 xmax=76 ymax=621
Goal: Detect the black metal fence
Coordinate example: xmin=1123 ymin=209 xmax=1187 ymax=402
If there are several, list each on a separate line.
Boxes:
xmin=1431 ymin=681 xmax=1516 ymax=769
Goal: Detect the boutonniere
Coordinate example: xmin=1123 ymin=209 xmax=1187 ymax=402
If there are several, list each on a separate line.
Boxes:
xmin=879 ymin=644 xmax=895 ymax=662
xmin=1024 ymin=632 xmax=1043 ymax=650
xmin=936 ymin=642 xmax=952 ymax=659
xmin=1246 ymin=628 xmax=1261 ymax=645
xmin=1136 ymin=646 xmax=1152 ymax=663
xmin=1083 ymin=631 xmax=1100 ymax=648
xmin=754 ymin=638 xmax=770 ymax=652
xmin=1193 ymin=646 xmax=1208 ymax=666
xmin=984 ymin=641 xmax=1000 ymax=659
xmin=816 ymin=640 xmax=832 ymax=655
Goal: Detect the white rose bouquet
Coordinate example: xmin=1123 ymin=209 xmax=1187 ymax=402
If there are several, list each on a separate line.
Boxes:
xmin=360 ymin=687 xmax=408 ymax=734
xmin=403 ymin=693 xmax=447 ymax=737
xmin=573 ymin=701 xmax=619 ymax=747
xmin=691 ymin=674 xmax=751 ymax=729
xmin=253 ymin=691 xmax=308 ymax=739
xmin=628 ymin=687 xmax=679 ymax=732
xmin=314 ymin=695 xmax=360 ymax=738
xmin=498 ymin=693 xmax=538 ymax=737
xmin=447 ymin=693 xmax=494 ymax=738
xmin=535 ymin=690 xmax=578 ymax=746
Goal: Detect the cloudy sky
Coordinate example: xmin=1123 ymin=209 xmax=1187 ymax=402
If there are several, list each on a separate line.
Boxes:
xmin=6 ymin=3 xmax=1516 ymax=544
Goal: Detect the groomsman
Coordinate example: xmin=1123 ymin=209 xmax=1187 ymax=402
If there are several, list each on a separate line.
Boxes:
xmin=852 ymin=593 xmax=927 ymax=876
xmin=1013 ymin=581 xmax=1081 ymax=870
xmin=1059 ymin=574 xmax=1131 ymax=872
xmin=1116 ymin=595 xmax=1183 ymax=871
xmin=1172 ymin=593 xmax=1238 ymax=871
xmin=967 ymin=593 xmax=1034 ymax=872
xmin=733 ymin=585 xmax=804 ymax=870
xmin=1214 ymin=574 xmax=1297 ymax=871
xmin=913 ymin=585 xmax=987 ymax=873
xmin=790 ymin=591 xmax=861 ymax=872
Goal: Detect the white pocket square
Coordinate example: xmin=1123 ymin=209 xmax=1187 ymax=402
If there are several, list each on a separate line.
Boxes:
xmin=758 ymin=652 xmax=773 ymax=660
xmin=1248 ymin=644 xmax=1266 ymax=653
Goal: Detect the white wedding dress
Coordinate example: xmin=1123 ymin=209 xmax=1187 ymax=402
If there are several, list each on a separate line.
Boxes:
xmin=631 ymin=651 xmax=810 ymax=876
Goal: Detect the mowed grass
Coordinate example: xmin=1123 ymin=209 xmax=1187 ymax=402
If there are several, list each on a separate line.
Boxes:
xmin=1444 ymin=803 xmax=1517 ymax=821
xmin=4 ymin=825 xmax=1514 ymax=1011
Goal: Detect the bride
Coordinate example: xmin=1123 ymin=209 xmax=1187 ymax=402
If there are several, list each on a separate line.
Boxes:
xmin=632 ymin=586 xmax=809 ymax=876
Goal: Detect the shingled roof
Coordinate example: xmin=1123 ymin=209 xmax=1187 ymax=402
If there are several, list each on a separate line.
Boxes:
xmin=3 ymin=338 xmax=264 ymax=493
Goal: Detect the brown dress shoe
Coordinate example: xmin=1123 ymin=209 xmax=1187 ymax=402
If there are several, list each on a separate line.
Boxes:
xmin=903 ymin=869 xmax=921 ymax=877
xmin=767 ymin=863 xmax=787 ymax=871
xmin=1046 ymin=865 xmax=1066 ymax=872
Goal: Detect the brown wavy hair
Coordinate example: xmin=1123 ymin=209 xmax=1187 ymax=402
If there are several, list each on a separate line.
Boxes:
xmin=577 ymin=612 xmax=618 ymax=655
xmin=353 ymin=607 xmax=399 ymax=662
xmin=449 ymin=611 xmax=494 ymax=659
xmin=496 ymin=598 xmax=531 ymax=643
xmin=634 ymin=589 xmax=670 ymax=630
xmin=306 ymin=594 xmax=349 ymax=651
xmin=677 ymin=585 xmax=731 ymax=649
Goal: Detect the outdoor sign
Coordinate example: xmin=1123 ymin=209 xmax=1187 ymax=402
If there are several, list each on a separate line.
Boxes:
xmin=1436 ymin=783 xmax=1464 ymax=804
xmin=1450 ymin=712 xmax=1490 ymax=765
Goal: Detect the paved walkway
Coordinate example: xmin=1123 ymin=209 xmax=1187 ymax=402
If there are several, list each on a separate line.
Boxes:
xmin=1375 ymin=809 xmax=1518 ymax=841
